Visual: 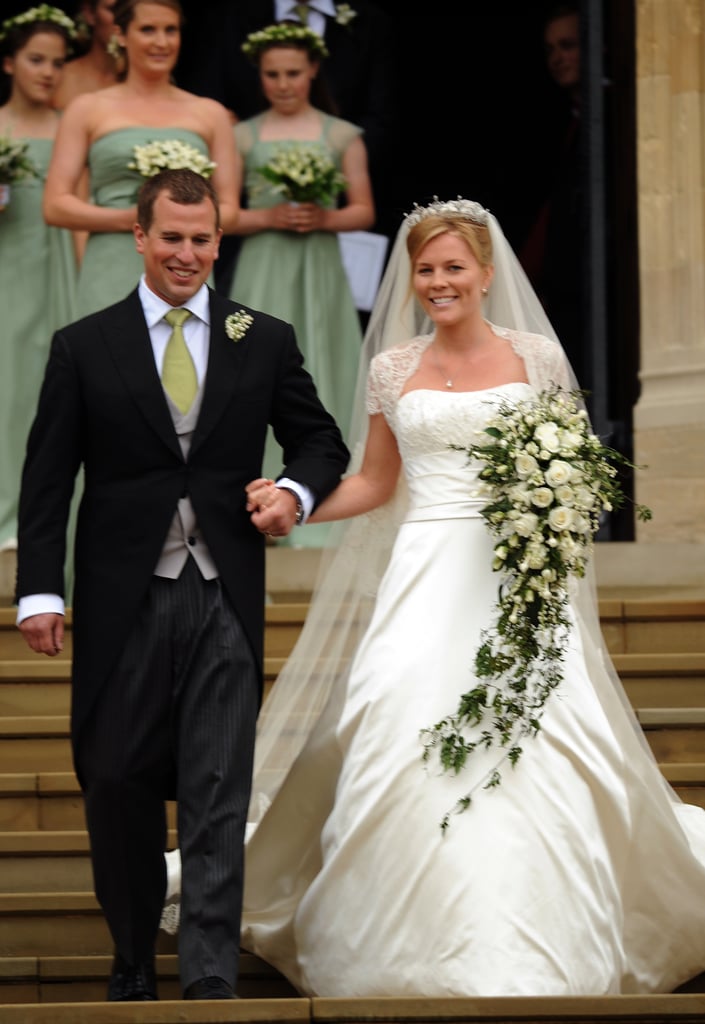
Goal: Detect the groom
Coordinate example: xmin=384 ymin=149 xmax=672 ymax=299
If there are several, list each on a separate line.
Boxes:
xmin=15 ymin=168 xmax=349 ymax=1001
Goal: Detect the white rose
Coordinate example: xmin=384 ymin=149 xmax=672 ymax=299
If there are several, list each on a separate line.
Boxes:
xmin=526 ymin=546 xmax=547 ymax=570
xmin=561 ymin=429 xmax=584 ymax=452
xmin=508 ymin=483 xmax=532 ymax=507
xmin=572 ymin=512 xmax=592 ymax=535
xmin=515 ymin=453 xmax=539 ymax=478
xmin=534 ymin=421 xmax=561 ymax=453
xmin=544 ymin=460 xmax=573 ymax=487
xmin=554 ymin=484 xmax=575 ymax=505
xmin=559 ymin=535 xmax=580 ymax=560
xmin=573 ymin=485 xmax=595 ymax=509
xmin=548 ymin=505 xmax=575 ymax=531
xmin=514 ymin=511 xmax=540 ymax=537
xmin=530 ymin=487 xmax=554 ymax=508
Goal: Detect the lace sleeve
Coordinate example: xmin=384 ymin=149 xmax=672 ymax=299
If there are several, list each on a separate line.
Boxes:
xmin=497 ymin=327 xmax=578 ymax=395
xmin=366 ymin=337 xmax=430 ymax=419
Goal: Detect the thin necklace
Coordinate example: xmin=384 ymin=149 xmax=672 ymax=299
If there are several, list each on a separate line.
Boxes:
xmin=430 ymin=346 xmax=456 ymax=389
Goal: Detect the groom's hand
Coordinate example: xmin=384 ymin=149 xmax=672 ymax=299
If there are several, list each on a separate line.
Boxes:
xmin=246 ymin=478 xmax=298 ymax=538
xmin=18 ymin=613 xmax=64 ymax=657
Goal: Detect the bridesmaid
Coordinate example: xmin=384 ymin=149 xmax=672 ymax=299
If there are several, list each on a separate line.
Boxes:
xmin=0 ymin=5 xmax=77 ymax=554
xmin=52 ymin=0 xmax=119 ymax=111
xmin=230 ymin=23 xmax=375 ymax=547
xmin=43 ymin=0 xmax=239 ymax=318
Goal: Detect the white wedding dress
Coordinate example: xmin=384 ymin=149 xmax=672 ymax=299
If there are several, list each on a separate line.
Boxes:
xmin=236 ymin=340 xmax=705 ymax=997
xmin=164 ymin=331 xmax=705 ymax=996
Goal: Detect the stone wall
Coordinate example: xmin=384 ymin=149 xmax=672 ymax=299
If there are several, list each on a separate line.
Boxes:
xmin=635 ymin=0 xmax=705 ymax=541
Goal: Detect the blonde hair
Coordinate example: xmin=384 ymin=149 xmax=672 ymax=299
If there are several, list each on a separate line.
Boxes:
xmin=407 ymin=214 xmax=493 ymax=272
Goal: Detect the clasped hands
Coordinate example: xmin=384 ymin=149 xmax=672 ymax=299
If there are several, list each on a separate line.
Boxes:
xmin=270 ymin=201 xmax=323 ymax=234
xmin=246 ymin=478 xmax=298 ymax=538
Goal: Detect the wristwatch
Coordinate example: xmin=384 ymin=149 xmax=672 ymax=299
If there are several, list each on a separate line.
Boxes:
xmin=277 ymin=486 xmax=304 ymax=526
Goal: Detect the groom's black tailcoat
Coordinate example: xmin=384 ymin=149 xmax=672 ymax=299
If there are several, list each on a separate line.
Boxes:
xmin=16 ymin=287 xmax=349 ymax=769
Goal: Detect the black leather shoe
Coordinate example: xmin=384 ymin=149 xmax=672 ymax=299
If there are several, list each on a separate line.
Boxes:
xmin=107 ymin=956 xmax=158 ymax=1001
xmin=184 ymin=976 xmax=238 ymax=999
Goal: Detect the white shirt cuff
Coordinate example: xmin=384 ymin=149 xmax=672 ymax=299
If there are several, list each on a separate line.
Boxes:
xmin=276 ymin=477 xmax=314 ymax=524
xmin=16 ymin=594 xmax=65 ymax=625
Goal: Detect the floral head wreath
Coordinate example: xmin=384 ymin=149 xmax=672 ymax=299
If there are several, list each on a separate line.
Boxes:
xmin=241 ymin=23 xmax=329 ymax=63
xmin=404 ymin=196 xmax=489 ymax=229
xmin=0 ymin=4 xmax=77 ymax=45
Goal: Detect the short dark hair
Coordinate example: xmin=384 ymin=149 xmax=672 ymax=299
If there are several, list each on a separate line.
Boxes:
xmin=136 ymin=169 xmax=220 ymax=233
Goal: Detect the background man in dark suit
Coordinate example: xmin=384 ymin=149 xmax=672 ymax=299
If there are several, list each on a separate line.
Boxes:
xmin=15 ymin=168 xmax=349 ymax=1002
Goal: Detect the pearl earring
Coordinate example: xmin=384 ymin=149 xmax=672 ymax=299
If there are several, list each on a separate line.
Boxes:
xmin=481 ymin=287 xmax=488 ymax=296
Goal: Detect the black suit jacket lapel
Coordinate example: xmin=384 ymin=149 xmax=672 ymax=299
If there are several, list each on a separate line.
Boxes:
xmin=100 ymin=290 xmax=183 ymax=461
xmin=190 ymin=291 xmax=248 ymax=457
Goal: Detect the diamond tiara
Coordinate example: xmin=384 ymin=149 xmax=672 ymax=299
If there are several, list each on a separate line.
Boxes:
xmin=404 ymin=196 xmax=489 ymax=229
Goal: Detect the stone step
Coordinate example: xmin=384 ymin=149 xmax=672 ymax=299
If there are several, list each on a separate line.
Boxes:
xmin=615 ymin=653 xmax=705 ymax=706
xmin=0 ymin=772 xmax=179 ymax=835
xmin=0 ymin=990 xmax=703 ymax=1021
xmin=2 ymin=600 xmax=705 ymax=668
xmin=0 ymin=952 xmax=297 ymax=1004
xmin=636 ymin=708 xmax=705 ymax=760
xmin=1 ymin=699 xmax=704 ymax=834
xmin=0 ymin=606 xmax=308 ymax=662
xmin=599 ymin=599 xmax=705 ymax=655
xmin=1 ymin=649 xmax=704 ymax=714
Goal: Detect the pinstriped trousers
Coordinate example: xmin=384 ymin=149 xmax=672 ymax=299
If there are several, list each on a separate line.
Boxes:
xmin=77 ymin=556 xmax=259 ymax=993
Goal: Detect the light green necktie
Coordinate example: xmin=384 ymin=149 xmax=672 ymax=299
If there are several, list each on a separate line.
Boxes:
xmin=293 ymin=2 xmax=309 ymax=23
xmin=162 ymin=308 xmax=197 ymax=413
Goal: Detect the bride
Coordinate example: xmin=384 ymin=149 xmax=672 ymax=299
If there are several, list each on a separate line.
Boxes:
xmin=164 ymin=198 xmax=705 ymax=997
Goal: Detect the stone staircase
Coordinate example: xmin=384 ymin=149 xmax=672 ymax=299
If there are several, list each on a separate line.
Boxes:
xmin=0 ymin=593 xmax=704 ymax=1023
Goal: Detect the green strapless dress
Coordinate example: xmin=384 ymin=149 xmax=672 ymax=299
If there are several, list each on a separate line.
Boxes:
xmin=0 ymin=136 xmax=76 ymax=553
xmin=230 ymin=114 xmax=364 ymax=548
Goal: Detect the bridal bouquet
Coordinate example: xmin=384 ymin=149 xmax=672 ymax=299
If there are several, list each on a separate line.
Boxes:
xmin=255 ymin=144 xmax=346 ymax=205
xmin=420 ymin=385 xmax=651 ymax=828
xmin=128 ymin=140 xmax=216 ymax=179
xmin=0 ymin=135 xmax=39 ymax=185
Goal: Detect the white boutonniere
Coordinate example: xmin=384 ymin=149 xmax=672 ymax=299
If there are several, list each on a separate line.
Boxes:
xmin=335 ymin=4 xmax=357 ymax=26
xmin=225 ymin=310 xmax=254 ymax=341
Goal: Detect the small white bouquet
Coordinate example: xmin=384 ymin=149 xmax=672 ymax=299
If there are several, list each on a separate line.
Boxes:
xmin=128 ymin=139 xmax=216 ymax=178
xmin=256 ymin=144 xmax=346 ymax=205
xmin=0 ymin=136 xmax=39 ymax=210
xmin=421 ymin=385 xmax=651 ymax=828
